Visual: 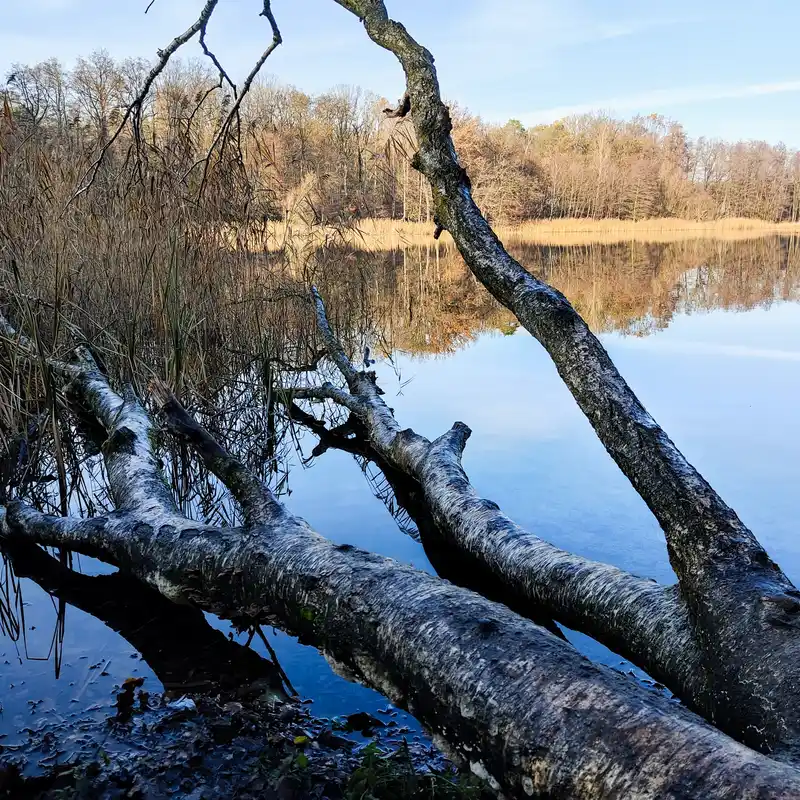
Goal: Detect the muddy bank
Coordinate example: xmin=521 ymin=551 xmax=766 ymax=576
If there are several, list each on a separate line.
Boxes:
xmin=0 ymin=541 xmax=484 ymax=798
xmin=0 ymin=684 xmax=487 ymax=799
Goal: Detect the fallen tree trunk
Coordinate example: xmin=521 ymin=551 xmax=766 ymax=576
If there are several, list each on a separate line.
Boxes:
xmin=292 ymin=278 xmax=800 ymax=755
xmin=286 ymin=290 xmax=704 ymax=703
xmin=325 ymin=0 xmax=800 ymax=759
xmin=34 ymin=0 xmax=800 ymax=762
xmin=285 ymin=401 xmax=568 ymax=639
xmin=3 ymin=329 xmax=800 ymax=797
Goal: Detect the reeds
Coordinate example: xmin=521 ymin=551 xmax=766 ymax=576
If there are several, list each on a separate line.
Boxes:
xmin=497 ymin=217 xmax=800 ymax=246
xmin=3 ymin=120 xmax=799 ymax=507
xmin=242 ymin=217 xmax=800 ymax=253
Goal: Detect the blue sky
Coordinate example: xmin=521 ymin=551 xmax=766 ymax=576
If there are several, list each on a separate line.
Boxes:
xmin=3 ymin=0 xmax=799 ymax=145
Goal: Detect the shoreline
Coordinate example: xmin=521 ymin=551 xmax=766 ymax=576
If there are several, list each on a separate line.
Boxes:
xmin=0 ymin=688 xmax=481 ymax=799
xmin=235 ymin=218 xmax=800 ymax=253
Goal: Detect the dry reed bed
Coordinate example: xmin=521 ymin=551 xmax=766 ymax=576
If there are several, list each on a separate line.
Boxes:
xmin=234 ymin=218 xmax=800 ymax=253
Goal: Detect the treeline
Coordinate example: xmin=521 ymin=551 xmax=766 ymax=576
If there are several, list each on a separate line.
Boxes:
xmin=4 ymin=51 xmax=800 ymax=224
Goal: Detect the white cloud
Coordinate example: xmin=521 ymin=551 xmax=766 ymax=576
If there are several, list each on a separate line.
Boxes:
xmin=516 ymin=80 xmax=800 ymax=125
xmin=444 ymin=0 xmax=684 ymax=78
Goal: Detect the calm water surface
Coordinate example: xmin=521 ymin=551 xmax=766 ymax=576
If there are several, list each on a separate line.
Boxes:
xmin=3 ymin=237 xmax=799 ymax=751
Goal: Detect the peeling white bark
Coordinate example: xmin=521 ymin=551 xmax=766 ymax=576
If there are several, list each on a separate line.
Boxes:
xmin=330 ymin=0 xmax=800 ymax=759
xmin=298 ymin=289 xmax=705 ymax=711
xmin=4 ymin=347 xmax=800 ymax=798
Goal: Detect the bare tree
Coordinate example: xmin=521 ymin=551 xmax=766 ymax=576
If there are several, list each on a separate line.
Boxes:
xmin=3 ymin=1 xmax=800 ymax=796
xmin=70 ymin=49 xmax=125 ymax=143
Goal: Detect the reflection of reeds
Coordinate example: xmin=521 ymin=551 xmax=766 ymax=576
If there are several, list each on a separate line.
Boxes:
xmin=0 ymin=556 xmax=23 ymax=642
xmin=0 ymin=553 xmax=67 ymax=677
xmin=509 ymin=236 xmax=799 ymax=337
xmin=357 ymin=456 xmax=420 ymax=541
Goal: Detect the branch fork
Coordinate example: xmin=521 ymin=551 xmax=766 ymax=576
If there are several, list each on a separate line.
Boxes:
xmin=3 ymin=311 xmax=796 ymax=797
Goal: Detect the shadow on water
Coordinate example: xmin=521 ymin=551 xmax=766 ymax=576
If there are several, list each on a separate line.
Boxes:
xmin=2 ymin=235 xmax=800 ymax=770
xmin=1 ymin=539 xmax=287 ymax=700
xmin=294 ymin=405 xmax=566 ymax=639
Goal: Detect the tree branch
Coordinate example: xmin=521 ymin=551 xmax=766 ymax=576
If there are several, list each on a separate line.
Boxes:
xmin=280 ymin=383 xmax=366 ymax=415
xmin=332 ymin=0 xmax=800 ymax=754
xmin=152 ymin=381 xmax=284 ymax=527
xmin=310 ymin=286 xmax=359 ymax=385
xmin=199 ymin=13 xmax=238 ymax=97
xmin=299 ymin=289 xmax=706 ymax=709
xmin=69 ymin=0 xmax=222 ymax=204
xmin=195 ymin=1 xmax=282 ymax=194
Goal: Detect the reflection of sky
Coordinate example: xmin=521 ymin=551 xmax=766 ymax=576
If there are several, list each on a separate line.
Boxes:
xmin=603 ymin=302 xmax=800 ymax=566
xmin=288 ymin=300 xmax=800 ymax=672
xmin=0 ymin=574 xmax=151 ymax=747
xmin=3 ymin=299 xmax=799 ymax=737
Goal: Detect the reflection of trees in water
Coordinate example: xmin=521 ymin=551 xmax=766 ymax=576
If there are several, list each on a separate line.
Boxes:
xmin=1 ymin=539 xmax=288 ymax=698
xmin=313 ymin=244 xmax=516 ymax=356
xmin=363 ymin=236 xmax=800 ymax=349
xmin=519 ymin=236 xmax=800 ymax=336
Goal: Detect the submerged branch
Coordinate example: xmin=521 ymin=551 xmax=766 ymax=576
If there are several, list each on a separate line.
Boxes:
xmin=295 ymin=288 xmax=705 ymax=707
xmin=3 ymin=336 xmax=797 ymax=797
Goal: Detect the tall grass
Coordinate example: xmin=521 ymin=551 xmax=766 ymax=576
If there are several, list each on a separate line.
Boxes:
xmin=3 ymin=118 xmax=799 ymax=513
xmin=0 ymin=120 xmax=346 ymax=528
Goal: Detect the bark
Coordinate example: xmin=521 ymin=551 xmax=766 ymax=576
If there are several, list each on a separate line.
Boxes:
xmin=284 ymin=400 xmax=568 ymax=639
xmin=3 ymin=339 xmax=800 ymax=797
xmin=287 ymin=290 xmax=704 ymax=703
xmin=332 ymin=0 xmax=800 ymax=759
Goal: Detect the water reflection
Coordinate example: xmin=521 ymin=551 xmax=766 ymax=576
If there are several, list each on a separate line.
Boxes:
xmin=3 ymin=540 xmax=286 ymax=699
xmin=331 ymin=236 xmax=800 ymax=355
xmin=3 ymin=236 xmax=800 ymax=743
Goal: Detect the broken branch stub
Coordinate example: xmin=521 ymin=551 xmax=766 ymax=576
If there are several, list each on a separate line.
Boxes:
xmin=3 ymin=333 xmax=798 ymax=796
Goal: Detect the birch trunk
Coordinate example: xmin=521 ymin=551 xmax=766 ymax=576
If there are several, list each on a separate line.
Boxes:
xmin=289 ymin=290 xmax=704 ymax=706
xmin=331 ymin=0 xmax=800 ymax=759
xmin=3 ymin=331 xmax=800 ymax=798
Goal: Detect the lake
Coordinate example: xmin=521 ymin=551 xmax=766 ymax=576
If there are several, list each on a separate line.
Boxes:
xmin=2 ymin=235 xmax=799 ymax=766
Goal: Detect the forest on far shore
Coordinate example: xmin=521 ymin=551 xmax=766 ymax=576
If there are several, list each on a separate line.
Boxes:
xmin=5 ymin=50 xmax=800 ymax=225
